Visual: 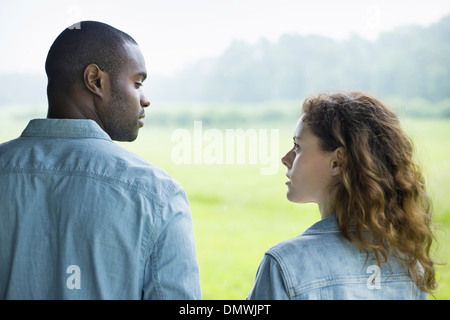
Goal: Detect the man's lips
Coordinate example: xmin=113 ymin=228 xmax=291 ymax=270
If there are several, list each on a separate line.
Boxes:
xmin=138 ymin=113 xmax=145 ymax=127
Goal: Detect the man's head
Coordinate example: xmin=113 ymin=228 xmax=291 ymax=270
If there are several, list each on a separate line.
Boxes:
xmin=45 ymin=21 xmax=150 ymax=141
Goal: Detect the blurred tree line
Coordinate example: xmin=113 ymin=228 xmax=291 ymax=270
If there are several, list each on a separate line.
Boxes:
xmin=1 ymin=14 xmax=449 ymax=118
xmin=151 ymin=14 xmax=450 ymax=117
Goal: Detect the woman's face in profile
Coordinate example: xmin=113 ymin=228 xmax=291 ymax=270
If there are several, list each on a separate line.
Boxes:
xmin=281 ymin=115 xmax=335 ymax=206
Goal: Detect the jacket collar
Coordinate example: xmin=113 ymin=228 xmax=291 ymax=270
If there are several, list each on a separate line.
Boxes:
xmin=302 ymin=214 xmax=340 ymax=235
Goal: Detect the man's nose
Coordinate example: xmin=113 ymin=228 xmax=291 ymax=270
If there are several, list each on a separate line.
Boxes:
xmin=141 ymin=95 xmax=150 ymax=108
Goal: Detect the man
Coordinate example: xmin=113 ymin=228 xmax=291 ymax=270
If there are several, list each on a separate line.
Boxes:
xmin=0 ymin=21 xmax=201 ymax=299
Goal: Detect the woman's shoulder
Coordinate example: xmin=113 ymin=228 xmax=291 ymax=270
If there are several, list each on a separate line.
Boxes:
xmin=267 ymin=215 xmax=342 ymax=256
xmin=265 ymin=214 xmax=362 ymax=277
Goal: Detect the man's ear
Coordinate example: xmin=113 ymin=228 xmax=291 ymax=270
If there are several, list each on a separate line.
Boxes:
xmin=83 ymin=64 xmax=110 ymax=98
xmin=330 ymin=147 xmax=345 ymax=176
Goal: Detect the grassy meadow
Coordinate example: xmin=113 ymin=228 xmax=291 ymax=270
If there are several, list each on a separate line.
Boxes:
xmin=0 ymin=102 xmax=449 ymax=300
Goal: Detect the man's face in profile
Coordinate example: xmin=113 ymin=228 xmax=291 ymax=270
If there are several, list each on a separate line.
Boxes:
xmin=101 ymin=43 xmax=150 ymax=142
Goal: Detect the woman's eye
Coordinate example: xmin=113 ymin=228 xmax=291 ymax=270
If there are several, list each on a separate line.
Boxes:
xmin=135 ymin=82 xmax=143 ymax=88
xmin=293 ymin=143 xmax=301 ymax=152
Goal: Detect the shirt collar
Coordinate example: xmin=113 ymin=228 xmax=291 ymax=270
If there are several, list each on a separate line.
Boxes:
xmin=302 ymin=214 xmax=340 ymax=235
xmin=21 ymin=118 xmax=112 ymax=141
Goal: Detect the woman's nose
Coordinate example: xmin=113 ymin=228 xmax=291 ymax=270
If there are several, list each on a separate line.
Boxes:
xmin=281 ymin=149 xmax=293 ymax=168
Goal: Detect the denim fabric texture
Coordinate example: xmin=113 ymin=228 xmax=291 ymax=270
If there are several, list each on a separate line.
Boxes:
xmin=248 ymin=214 xmax=427 ymax=300
xmin=0 ymin=119 xmax=201 ymax=299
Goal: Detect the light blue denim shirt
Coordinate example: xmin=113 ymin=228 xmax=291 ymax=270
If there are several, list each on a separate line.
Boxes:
xmin=248 ymin=214 xmax=427 ymax=300
xmin=0 ymin=119 xmax=201 ymax=300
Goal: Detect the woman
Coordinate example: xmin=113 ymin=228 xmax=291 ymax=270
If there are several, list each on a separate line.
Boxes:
xmin=248 ymin=91 xmax=437 ymax=299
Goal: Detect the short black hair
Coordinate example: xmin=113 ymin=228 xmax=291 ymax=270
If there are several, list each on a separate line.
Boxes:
xmin=45 ymin=21 xmax=138 ymax=90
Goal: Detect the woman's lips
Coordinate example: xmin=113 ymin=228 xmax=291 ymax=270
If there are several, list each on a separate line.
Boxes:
xmin=285 ymin=174 xmax=291 ymax=185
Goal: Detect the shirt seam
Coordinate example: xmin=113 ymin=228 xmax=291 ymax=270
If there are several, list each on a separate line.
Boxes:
xmin=290 ymin=274 xmax=414 ymax=298
xmin=0 ymin=167 xmax=174 ymax=213
xmin=265 ymin=251 xmax=295 ymax=299
xmin=267 ymin=245 xmax=414 ymax=298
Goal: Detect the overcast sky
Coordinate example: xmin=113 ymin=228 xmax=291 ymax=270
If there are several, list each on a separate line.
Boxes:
xmin=1 ymin=0 xmax=450 ymax=76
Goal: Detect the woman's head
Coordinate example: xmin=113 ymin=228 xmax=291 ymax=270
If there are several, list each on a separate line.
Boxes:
xmin=285 ymin=91 xmax=437 ymax=293
xmin=281 ymin=114 xmax=341 ymax=216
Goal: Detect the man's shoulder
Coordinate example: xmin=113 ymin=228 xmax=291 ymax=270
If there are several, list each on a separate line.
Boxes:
xmin=0 ymin=133 xmax=183 ymax=204
xmin=91 ymin=141 xmax=183 ymax=201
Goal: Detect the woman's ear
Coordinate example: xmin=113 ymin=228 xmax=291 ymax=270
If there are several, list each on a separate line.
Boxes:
xmin=330 ymin=147 xmax=344 ymax=176
xmin=83 ymin=64 xmax=110 ymax=98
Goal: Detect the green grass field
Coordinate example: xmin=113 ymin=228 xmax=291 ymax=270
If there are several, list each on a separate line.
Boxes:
xmin=0 ymin=104 xmax=449 ymax=299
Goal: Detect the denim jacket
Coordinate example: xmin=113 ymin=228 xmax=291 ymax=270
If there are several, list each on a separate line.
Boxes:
xmin=248 ymin=214 xmax=427 ymax=300
xmin=0 ymin=119 xmax=201 ymax=300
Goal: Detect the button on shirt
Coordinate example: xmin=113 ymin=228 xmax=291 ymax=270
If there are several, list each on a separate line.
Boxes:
xmin=0 ymin=119 xmax=201 ymax=299
xmin=248 ymin=214 xmax=427 ymax=300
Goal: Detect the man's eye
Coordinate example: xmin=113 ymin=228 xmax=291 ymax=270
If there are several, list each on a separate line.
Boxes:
xmin=135 ymin=82 xmax=144 ymax=87
xmin=293 ymin=143 xmax=300 ymax=150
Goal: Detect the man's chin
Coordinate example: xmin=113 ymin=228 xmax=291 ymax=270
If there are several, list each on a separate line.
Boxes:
xmin=115 ymin=134 xmax=138 ymax=142
xmin=109 ymin=129 xmax=139 ymax=142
